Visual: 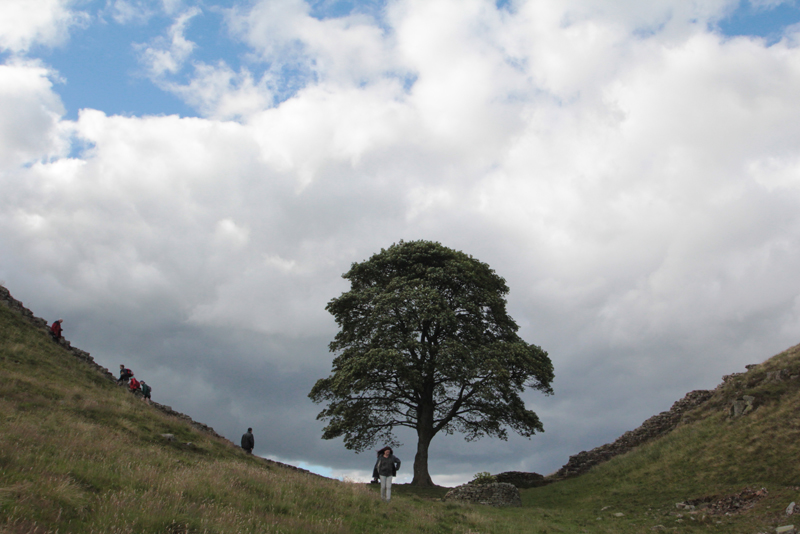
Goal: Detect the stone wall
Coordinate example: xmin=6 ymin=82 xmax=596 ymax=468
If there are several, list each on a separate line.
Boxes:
xmin=444 ymin=482 xmax=522 ymax=507
xmin=550 ymin=389 xmax=714 ymax=480
xmin=492 ymin=471 xmax=547 ymax=488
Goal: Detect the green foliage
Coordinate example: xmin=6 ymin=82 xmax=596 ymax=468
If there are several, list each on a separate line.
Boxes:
xmin=471 ymin=471 xmax=497 ymax=485
xmin=309 ymin=240 xmax=553 ymax=483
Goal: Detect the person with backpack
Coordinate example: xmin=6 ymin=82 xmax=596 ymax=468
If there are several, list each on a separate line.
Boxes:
xmin=49 ymin=319 xmax=63 ymax=342
xmin=241 ymin=428 xmax=254 ymax=454
xmin=140 ymin=381 xmax=151 ymax=403
xmin=128 ymin=376 xmax=141 ymax=393
xmin=374 ymin=446 xmax=401 ymax=502
xmin=117 ymin=365 xmax=133 ymax=385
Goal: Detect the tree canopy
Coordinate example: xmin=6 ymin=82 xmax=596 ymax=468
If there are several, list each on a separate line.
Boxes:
xmin=309 ymin=240 xmax=554 ymax=486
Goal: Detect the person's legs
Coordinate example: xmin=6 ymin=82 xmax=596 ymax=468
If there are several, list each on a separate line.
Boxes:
xmin=380 ymin=475 xmax=393 ymax=501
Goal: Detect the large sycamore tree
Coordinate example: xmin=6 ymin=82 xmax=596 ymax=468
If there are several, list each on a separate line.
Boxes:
xmin=309 ymin=240 xmax=554 ymax=486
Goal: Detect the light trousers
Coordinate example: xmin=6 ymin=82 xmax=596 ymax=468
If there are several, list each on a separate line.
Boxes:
xmin=380 ymin=475 xmax=393 ymax=501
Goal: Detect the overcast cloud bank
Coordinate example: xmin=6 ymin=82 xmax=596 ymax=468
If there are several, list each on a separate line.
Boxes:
xmin=2 ymin=0 xmax=800 ymax=484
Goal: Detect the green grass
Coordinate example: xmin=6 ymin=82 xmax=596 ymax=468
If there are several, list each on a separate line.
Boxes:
xmin=3 ymin=298 xmax=800 ymax=533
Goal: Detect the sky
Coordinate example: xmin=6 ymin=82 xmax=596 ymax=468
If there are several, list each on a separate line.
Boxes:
xmin=2 ymin=0 xmax=800 ymax=486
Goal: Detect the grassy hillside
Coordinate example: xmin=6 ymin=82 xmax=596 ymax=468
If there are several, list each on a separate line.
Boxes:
xmin=4 ymin=289 xmax=800 ymax=533
xmin=525 ymin=344 xmax=800 ymax=533
xmin=0 ymin=294 xmax=557 ymax=534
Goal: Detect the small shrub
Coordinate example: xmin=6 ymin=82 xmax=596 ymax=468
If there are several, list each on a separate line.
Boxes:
xmin=470 ymin=472 xmax=497 ymax=485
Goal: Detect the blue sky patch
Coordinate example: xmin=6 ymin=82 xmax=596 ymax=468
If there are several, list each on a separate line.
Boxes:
xmin=717 ymin=0 xmax=800 ymax=43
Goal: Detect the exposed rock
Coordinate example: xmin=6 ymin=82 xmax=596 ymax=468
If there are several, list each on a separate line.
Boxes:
xmin=787 ymin=502 xmax=796 ymax=516
xmin=551 ymin=389 xmax=714 ymax=480
xmin=679 ymin=487 xmax=767 ymax=515
xmin=492 ymin=471 xmax=548 ymax=488
xmin=730 ymin=395 xmax=756 ymax=418
xmin=723 ymin=372 xmax=745 ymax=383
xmin=161 ymin=434 xmax=176 ymax=441
xmin=766 ymin=370 xmax=791 ymax=382
xmin=776 ymin=526 xmax=797 ymax=534
xmin=443 ymin=482 xmax=521 ymax=507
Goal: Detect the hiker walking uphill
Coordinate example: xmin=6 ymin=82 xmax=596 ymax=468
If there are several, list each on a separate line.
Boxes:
xmin=49 ymin=319 xmax=63 ymax=342
xmin=374 ymin=446 xmax=401 ymax=502
xmin=241 ymin=428 xmax=254 ymax=454
xmin=140 ymin=381 xmax=151 ymax=403
xmin=128 ymin=377 xmax=141 ymax=393
xmin=117 ymin=365 xmax=133 ymax=385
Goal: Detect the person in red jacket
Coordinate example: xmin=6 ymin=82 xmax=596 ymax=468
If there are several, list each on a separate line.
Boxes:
xmin=129 ymin=377 xmax=141 ymax=393
xmin=50 ymin=319 xmax=63 ymax=342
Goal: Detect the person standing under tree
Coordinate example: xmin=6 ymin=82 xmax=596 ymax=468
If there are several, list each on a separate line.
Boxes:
xmin=375 ymin=446 xmax=401 ymax=502
xmin=241 ymin=428 xmax=254 ymax=454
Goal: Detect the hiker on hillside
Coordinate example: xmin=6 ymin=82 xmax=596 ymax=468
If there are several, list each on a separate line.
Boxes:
xmin=117 ymin=365 xmax=133 ymax=385
xmin=374 ymin=446 xmax=401 ymax=502
xmin=140 ymin=381 xmax=151 ymax=403
xmin=49 ymin=319 xmax=63 ymax=342
xmin=128 ymin=376 xmax=141 ymax=393
xmin=241 ymin=428 xmax=254 ymax=454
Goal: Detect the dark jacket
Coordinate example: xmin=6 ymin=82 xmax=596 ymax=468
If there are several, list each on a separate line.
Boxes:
xmin=375 ymin=454 xmax=401 ymax=477
xmin=241 ymin=431 xmax=255 ymax=451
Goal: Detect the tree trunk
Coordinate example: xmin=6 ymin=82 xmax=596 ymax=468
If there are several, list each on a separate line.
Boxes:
xmin=412 ymin=399 xmax=436 ymax=486
xmin=411 ymin=430 xmax=434 ymax=486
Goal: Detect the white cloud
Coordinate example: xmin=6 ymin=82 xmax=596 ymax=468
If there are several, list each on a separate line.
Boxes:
xmin=111 ymin=0 xmax=156 ymax=24
xmin=165 ymin=62 xmax=274 ymax=120
xmin=5 ymin=0 xmax=800 ymax=477
xmin=228 ymin=0 xmax=395 ymax=87
xmin=0 ymin=61 xmax=68 ymax=167
xmin=213 ymin=218 xmax=249 ymax=248
xmin=0 ymin=0 xmax=87 ymax=53
xmin=136 ymin=7 xmax=201 ymax=77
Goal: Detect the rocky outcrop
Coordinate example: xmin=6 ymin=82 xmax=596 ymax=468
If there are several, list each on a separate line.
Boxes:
xmin=730 ymin=395 xmax=756 ymax=418
xmin=492 ymin=471 xmax=547 ymax=488
xmin=678 ymin=487 xmax=768 ymax=515
xmin=552 ymin=389 xmax=714 ymax=480
xmin=443 ymin=482 xmax=521 ymax=507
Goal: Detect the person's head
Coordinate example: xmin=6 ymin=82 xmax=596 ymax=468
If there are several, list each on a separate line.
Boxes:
xmin=248 ymin=427 xmax=252 ymax=433
xmin=378 ymin=446 xmax=392 ymax=457
xmin=57 ymin=319 xmax=63 ymax=324
xmin=120 ymin=364 xmax=124 ymax=369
